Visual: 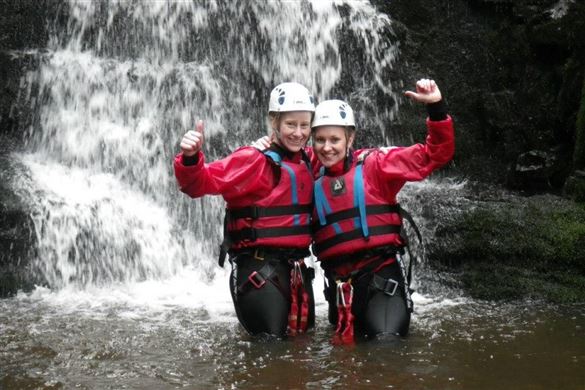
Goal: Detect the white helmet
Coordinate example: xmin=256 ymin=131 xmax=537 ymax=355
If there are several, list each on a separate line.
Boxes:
xmin=268 ymin=82 xmax=315 ymax=113
xmin=312 ymin=99 xmax=355 ymax=129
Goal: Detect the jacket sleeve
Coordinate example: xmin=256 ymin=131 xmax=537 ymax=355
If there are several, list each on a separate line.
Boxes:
xmin=370 ymin=115 xmax=455 ymax=182
xmin=173 ymin=146 xmax=276 ymax=201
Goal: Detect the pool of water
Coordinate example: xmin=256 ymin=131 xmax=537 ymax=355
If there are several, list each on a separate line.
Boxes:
xmin=1 ymin=269 xmax=583 ymax=390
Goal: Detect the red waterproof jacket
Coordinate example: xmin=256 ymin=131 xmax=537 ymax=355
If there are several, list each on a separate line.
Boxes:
xmin=174 ymin=146 xmax=315 ymax=250
xmin=313 ymin=116 xmax=454 ymax=275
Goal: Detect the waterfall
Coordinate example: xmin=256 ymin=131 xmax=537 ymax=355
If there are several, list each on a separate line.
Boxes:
xmin=15 ymin=0 xmax=399 ymax=290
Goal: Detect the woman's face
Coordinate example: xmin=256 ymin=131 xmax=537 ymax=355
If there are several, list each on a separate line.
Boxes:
xmin=273 ymin=111 xmax=312 ymax=153
xmin=313 ymin=126 xmax=354 ymax=168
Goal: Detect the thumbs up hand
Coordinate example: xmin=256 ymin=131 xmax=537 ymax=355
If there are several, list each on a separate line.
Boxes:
xmin=404 ymin=79 xmax=442 ymax=104
xmin=180 ymin=120 xmax=205 ymax=156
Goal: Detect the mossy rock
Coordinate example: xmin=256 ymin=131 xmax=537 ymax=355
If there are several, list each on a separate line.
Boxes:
xmin=429 ymin=193 xmax=585 ymax=302
xmin=564 ymin=174 xmax=585 ymax=202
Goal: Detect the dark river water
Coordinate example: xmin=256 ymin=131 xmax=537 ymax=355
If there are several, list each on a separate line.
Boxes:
xmin=1 ymin=269 xmax=583 ymax=390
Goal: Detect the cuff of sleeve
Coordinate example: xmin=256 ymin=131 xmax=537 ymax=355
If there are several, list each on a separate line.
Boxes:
xmin=182 ymin=153 xmax=200 ymax=166
xmin=427 ymin=99 xmax=448 ymax=121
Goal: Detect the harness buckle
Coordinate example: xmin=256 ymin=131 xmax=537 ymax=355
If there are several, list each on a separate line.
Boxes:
xmin=253 ymin=248 xmax=265 ymax=261
xmin=383 ymin=278 xmax=399 ymax=296
xmin=248 ymin=271 xmax=266 ymax=289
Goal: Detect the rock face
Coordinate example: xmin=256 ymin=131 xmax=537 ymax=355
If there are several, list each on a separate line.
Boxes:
xmin=378 ymin=0 xmax=585 ymax=192
xmin=0 ymin=1 xmax=56 ymax=296
xmin=0 ymin=142 xmax=39 ymax=296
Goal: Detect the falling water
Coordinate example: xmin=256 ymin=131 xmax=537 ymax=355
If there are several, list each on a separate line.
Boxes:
xmin=15 ymin=0 xmax=398 ymax=290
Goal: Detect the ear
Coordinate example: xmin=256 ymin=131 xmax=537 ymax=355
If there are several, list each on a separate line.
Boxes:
xmin=270 ymin=116 xmax=278 ymax=131
xmin=347 ymin=131 xmax=356 ymax=149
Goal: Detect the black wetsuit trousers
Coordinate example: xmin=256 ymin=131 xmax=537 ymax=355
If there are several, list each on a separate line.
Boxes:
xmin=325 ymin=260 xmax=410 ymax=338
xmin=229 ymin=252 xmax=315 ymax=337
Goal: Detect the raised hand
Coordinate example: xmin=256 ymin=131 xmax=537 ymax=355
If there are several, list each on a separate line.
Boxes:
xmin=404 ymin=79 xmax=442 ymax=104
xmin=251 ymin=135 xmax=271 ymax=151
xmin=180 ymin=120 xmax=205 ymax=156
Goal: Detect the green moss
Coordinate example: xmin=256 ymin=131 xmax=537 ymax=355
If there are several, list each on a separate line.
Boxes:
xmin=461 ymin=264 xmax=585 ymax=303
xmin=431 ymin=195 xmax=585 ymax=302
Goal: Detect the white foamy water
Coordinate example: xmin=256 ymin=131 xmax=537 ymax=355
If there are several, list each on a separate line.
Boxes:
xmin=12 ymin=0 xmax=403 ymax=313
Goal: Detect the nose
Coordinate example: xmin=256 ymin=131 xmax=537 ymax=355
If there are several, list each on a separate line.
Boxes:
xmin=292 ymin=125 xmax=305 ymax=138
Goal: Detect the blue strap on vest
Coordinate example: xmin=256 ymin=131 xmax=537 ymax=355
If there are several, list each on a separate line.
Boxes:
xmin=315 ymin=177 xmax=342 ymax=234
xmin=353 ymin=163 xmax=369 ymax=237
xmin=264 ymin=150 xmax=282 ymax=165
xmin=264 ymin=149 xmax=302 ymax=226
xmin=315 ymin=160 xmax=369 ymax=238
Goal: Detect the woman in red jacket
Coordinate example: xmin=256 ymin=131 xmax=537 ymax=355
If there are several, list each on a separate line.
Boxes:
xmin=311 ymin=79 xmax=454 ymax=343
xmin=174 ymin=82 xmax=316 ymax=338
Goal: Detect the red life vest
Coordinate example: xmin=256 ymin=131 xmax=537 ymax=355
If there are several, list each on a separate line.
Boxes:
xmin=225 ymin=149 xmax=314 ymax=250
xmin=312 ymin=156 xmax=404 ymax=261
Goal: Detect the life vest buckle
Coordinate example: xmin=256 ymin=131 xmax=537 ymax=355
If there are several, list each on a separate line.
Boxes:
xmin=248 ymin=271 xmax=266 ymax=289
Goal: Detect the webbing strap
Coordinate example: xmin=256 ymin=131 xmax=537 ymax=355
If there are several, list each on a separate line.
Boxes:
xmin=313 ymin=204 xmax=401 ymax=229
xmin=399 ymin=206 xmax=423 ymax=245
xmin=237 ymin=262 xmax=276 ymax=294
xmin=396 ymin=254 xmax=414 ymax=313
xmin=314 ymin=177 xmax=342 ymax=234
xmin=288 ymin=260 xmax=310 ymax=336
xmin=332 ymin=281 xmax=355 ymax=345
xmin=227 ymin=204 xmax=312 ymax=220
xmin=264 ymin=150 xmax=282 ymax=165
xmin=229 ymin=225 xmax=311 ymax=242
xmin=353 ymin=163 xmax=369 ymax=237
xmin=370 ymin=274 xmax=400 ymax=296
xmin=280 ymin=163 xmax=301 ymax=226
xmin=314 ymin=224 xmax=402 ymax=255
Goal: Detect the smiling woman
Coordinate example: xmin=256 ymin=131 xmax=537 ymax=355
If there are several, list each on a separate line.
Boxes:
xmin=174 ymin=82 xmax=317 ymax=338
xmin=311 ymin=79 xmax=455 ymax=343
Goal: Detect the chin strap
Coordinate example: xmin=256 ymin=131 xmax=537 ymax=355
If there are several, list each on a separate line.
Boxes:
xmin=332 ymin=280 xmax=355 ymax=345
xmin=288 ymin=260 xmax=310 ymax=336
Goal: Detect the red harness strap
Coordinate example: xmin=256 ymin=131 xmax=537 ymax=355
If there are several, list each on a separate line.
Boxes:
xmin=288 ymin=260 xmax=310 ymax=336
xmin=332 ymin=280 xmax=355 ymax=345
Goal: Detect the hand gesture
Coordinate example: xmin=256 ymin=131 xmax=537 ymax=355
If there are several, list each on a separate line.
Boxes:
xmin=180 ymin=120 xmax=204 ymax=156
xmin=251 ymin=135 xmax=271 ymax=151
xmin=404 ymin=79 xmax=442 ymax=104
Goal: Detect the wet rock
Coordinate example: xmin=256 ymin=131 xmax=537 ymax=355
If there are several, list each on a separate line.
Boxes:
xmin=563 ymin=171 xmax=585 ymax=202
xmin=376 ymin=0 xmax=585 ymax=189
xmin=427 ymin=191 xmax=585 ymax=302
xmin=0 ymin=142 xmax=38 ymax=297
xmin=507 ymin=148 xmax=570 ymax=192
